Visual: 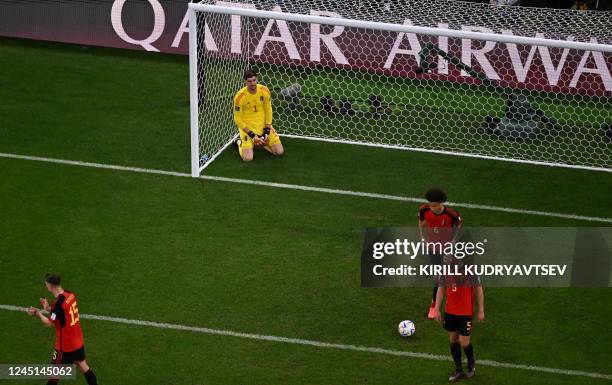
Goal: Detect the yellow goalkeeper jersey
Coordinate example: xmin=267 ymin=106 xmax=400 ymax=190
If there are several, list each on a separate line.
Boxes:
xmin=233 ymin=84 xmax=273 ymax=136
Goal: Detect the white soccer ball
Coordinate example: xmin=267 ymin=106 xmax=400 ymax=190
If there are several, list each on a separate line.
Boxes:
xmin=398 ymin=320 xmax=416 ymax=337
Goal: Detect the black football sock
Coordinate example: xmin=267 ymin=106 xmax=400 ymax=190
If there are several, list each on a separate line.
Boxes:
xmin=464 ymin=344 xmax=475 ymax=367
xmin=46 ymin=380 xmax=59 ymax=385
xmin=450 ymin=342 xmax=462 ymax=371
xmin=84 ymin=369 xmax=98 ymax=385
xmin=432 ymin=286 xmax=438 ymax=303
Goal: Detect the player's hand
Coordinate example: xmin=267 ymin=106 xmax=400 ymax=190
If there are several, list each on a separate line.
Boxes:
xmin=253 ymin=136 xmax=263 ymax=147
xmin=26 ymin=307 xmax=38 ymax=316
xmin=433 ymin=308 xmax=442 ymax=322
xmin=254 ymin=135 xmax=268 ymax=147
xmin=477 ymin=310 xmax=485 ymax=322
xmin=39 ymin=297 xmax=50 ymax=311
xmin=262 ymin=126 xmax=272 ymax=144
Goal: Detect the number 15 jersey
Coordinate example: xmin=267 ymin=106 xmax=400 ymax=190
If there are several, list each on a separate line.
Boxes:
xmin=49 ymin=291 xmax=84 ymax=352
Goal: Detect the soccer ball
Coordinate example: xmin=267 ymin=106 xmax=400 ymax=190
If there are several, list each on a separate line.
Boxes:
xmin=398 ymin=320 xmax=416 ymax=337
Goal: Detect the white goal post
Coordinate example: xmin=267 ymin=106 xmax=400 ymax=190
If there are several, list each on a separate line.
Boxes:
xmin=189 ymin=1 xmax=612 ymax=177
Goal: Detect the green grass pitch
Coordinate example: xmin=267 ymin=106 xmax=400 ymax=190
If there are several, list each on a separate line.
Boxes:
xmin=0 ymin=37 xmax=611 ymax=384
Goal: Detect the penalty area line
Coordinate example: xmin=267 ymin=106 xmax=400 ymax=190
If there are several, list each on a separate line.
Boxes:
xmin=0 ymin=305 xmax=610 ymax=380
xmin=1 ymin=152 xmax=611 ymax=224
xmin=200 ymin=174 xmax=612 ymax=223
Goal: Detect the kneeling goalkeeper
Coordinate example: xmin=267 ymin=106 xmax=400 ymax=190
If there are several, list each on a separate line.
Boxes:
xmin=233 ymin=70 xmax=284 ymax=161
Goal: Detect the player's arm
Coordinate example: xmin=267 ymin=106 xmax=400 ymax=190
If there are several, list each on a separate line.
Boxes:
xmin=40 ymin=297 xmax=51 ymax=312
xmin=418 ymin=220 xmax=426 ymax=241
xmin=432 ymin=285 xmax=445 ymax=321
xmin=260 ymin=86 xmax=273 ymax=144
xmin=451 ymin=213 xmax=462 ymax=242
xmin=263 ymin=86 xmax=273 ymax=130
xmin=233 ymin=93 xmax=256 ymax=139
xmin=26 ymin=307 xmax=54 ymax=327
xmin=475 ymin=285 xmax=485 ymax=322
xmin=417 ymin=207 xmax=427 ymax=241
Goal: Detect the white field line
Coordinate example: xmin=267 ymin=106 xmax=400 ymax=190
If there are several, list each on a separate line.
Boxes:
xmin=1 ymin=152 xmax=611 ymax=224
xmin=282 ymin=134 xmax=612 ymax=174
xmin=1 ymin=305 xmax=610 ymax=380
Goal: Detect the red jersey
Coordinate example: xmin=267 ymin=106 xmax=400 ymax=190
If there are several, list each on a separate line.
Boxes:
xmin=48 ymin=291 xmax=84 ymax=352
xmin=418 ymin=204 xmax=461 ymax=244
xmin=445 ymin=284 xmax=475 ymax=316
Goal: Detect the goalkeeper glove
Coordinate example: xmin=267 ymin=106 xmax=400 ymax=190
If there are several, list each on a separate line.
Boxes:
xmin=248 ymin=130 xmax=266 ymax=146
xmin=251 ymin=133 xmax=265 ymax=147
xmin=260 ymin=127 xmax=271 ymax=144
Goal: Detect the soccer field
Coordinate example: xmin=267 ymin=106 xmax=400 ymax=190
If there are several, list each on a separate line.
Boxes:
xmin=1 ymin=37 xmax=611 ymax=385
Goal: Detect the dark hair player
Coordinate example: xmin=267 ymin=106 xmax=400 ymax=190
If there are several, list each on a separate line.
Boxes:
xmin=417 ymin=189 xmax=462 ymax=319
xmin=26 ymin=274 xmax=98 ymax=385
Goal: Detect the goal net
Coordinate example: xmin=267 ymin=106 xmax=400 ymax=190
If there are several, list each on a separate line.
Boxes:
xmin=189 ymin=0 xmax=612 ymax=177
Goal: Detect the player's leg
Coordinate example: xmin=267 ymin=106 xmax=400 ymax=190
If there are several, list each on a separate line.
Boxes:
xmin=241 ymin=148 xmax=254 ymax=162
xmin=428 ymin=286 xmax=437 ymax=319
xmin=75 ymin=360 xmax=98 ymax=385
xmin=459 ymin=336 xmax=475 ymax=378
xmin=47 ymin=349 xmax=61 ymax=384
xmin=237 ymin=133 xmax=254 ymax=162
xmin=67 ymin=346 xmax=98 ymax=385
xmin=458 ymin=318 xmax=476 ymax=378
xmin=264 ymin=127 xmax=284 ymax=156
xmin=444 ymin=314 xmax=465 ymax=382
xmin=75 ymin=359 xmax=89 ymax=372
xmin=449 ymin=333 xmax=465 ymax=382
xmin=270 ymin=143 xmax=284 ymax=156
xmin=427 ymin=254 xmax=442 ymax=319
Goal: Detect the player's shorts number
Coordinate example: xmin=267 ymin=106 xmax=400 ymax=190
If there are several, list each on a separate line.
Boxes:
xmin=466 ymin=321 xmax=472 ymax=333
xmin=69 ymin=303 xmax=79 ymax=326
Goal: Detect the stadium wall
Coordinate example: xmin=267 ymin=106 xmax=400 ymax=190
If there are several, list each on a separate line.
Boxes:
xmin=0 ymin=0 xmax=609 ymax=96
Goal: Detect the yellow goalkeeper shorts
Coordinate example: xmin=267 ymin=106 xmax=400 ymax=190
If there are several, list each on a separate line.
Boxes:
xmin=238 ymin=126 xmax=281 ymax=150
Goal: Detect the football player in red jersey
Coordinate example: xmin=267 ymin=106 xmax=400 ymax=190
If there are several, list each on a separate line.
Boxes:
xmin=418 ymin=189 xmax=461 ymax=319
xmin=26 ymin=274 xmax=98 ymax=385
xmin=433 ymin=269 xmax=485 ymax=382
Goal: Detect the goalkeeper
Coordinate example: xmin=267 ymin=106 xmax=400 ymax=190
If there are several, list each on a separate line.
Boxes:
xmin=233 ymin=70 xmax=284 ymax=161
